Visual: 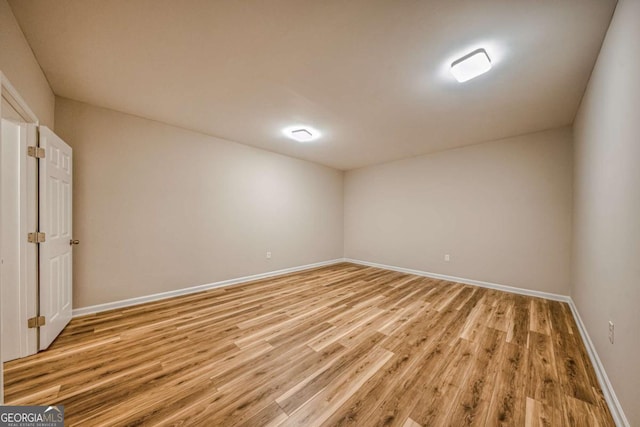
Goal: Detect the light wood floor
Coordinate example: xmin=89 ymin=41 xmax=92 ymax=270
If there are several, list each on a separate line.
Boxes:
xmin=4 ymin=263 xmax=613 ymax=426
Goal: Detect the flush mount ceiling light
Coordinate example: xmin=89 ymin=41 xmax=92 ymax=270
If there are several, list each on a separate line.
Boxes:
xmin=450 ymin=48 xmax=492 ymax=83
xmin=291 ymin=129 xmax=313 ymax=141
xmin=283 ymin=126 xmax=320 ymax=142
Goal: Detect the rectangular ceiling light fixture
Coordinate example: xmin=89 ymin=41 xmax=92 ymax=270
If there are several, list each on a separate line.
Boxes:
xmin=284 ymin=127 xmax=319 ymax=143
xmin=291 ymin=128 xmax=314 ymax=141
xmin=283 ymin=125 xmax=320 ymax=142
xmin=451 ymin=48 xmax=492 ymax=83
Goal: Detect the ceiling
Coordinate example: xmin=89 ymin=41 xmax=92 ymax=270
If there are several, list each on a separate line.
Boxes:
xmin=9 ymin=0 xmax=616 ymax=170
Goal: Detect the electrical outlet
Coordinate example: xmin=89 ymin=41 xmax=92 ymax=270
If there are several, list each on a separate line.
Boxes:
xmin=266 ymin=251 xmax=272 ymax=259
xmin=444 ymin=254 xmax=450 ymax=262
xmin=608 ymin=321 xmax=614 ymax=344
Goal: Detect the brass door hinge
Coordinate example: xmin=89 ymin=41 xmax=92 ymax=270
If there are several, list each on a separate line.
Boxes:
xmin=28 ymin=232 xmax=46 ymax=243
xmin=28 ymin=316 xmax=46 ymax=328
xmin=27 ymin=146 xmax=45 ymax=159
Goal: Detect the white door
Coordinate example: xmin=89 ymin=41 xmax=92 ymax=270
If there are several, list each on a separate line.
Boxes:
xmin=38 ymin=127 xmax=73 ymax=350
xmin=0 ymin=120 xmax=38 ymax=361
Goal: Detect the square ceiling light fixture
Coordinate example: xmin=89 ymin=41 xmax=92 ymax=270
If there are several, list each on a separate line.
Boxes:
xmin=451 ymin=48 xmax=492 ymax=83
xmin=283 ymin=126 xmax=320 ymax=142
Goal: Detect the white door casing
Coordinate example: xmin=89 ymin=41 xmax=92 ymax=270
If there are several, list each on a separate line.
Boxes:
xmin=38 ymin=126 xmax=72 ymax=350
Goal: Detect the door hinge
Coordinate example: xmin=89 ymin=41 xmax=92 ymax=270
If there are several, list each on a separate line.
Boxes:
xmin=28 ymin=232 xmax=46 ymax=243
xmin=28 ymin=316 xmax=46 ymax=328
xmin=27 ymin=146 xmax=46 ymax=159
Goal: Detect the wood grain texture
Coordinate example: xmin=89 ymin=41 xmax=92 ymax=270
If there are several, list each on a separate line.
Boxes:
xmin=3 ymin=263 xmax=613 ymax=426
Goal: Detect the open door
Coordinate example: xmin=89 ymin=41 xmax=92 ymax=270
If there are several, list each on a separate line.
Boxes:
xmin=38 ymin=126 xmax=73 ymax=350
xmin=0 ymin=119 xmax=38 ymax=361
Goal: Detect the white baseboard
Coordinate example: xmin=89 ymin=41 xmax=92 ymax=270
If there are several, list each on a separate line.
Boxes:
xmin=567 ymin=300 xmax=629 ymax=427
xmin=344 ymin=258 xmax=571 ymax=302
xmin=72 ymin=258 xmax=345 ymax=317
xmin=345 ymin=258 xmax=627 ymax=426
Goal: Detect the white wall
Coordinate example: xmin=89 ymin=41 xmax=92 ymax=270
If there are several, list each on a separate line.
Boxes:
xmin=572 ymin=0 xmax=640 ymax=424
xmin=55 ymin=98 xmax=344 ymax=309
xmin=0 ymin=0 xmax=54 ymax=126
xmin=345 ymin=127 xmax=573 ymax=295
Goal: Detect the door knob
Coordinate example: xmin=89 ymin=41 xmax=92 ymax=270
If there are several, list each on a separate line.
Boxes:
xmin=70 ymin=239 xmax=80 ymax=245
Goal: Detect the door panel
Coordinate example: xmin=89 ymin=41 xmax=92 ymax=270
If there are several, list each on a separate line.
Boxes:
xmin=0 ymin=120 xmax=37 ymax=362
xmin=38 ymin=126 xmax=72 ymax=350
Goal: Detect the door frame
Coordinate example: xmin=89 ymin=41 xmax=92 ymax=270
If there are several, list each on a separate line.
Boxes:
xmin=0 ymin=71 xmax=40 ymax=404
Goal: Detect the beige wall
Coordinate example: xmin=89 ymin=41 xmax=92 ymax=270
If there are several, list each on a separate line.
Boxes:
xmin=0 ymin=0 xmax=54 ymax=126
xmin=345 ymin=127 xmax=573 ymax=295
xmin=572 ymin=0 xmax=639 ymax=424
xmin=55 ymin=98 xmax=344 ymax=308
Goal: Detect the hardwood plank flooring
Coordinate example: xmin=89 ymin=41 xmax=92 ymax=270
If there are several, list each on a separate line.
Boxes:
xmin=3 ymin=263 xmax=614 ymax=426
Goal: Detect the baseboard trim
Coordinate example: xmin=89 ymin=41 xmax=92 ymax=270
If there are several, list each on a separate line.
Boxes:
xmin=72 ymin=258 xmax=345 ymax=317
xmin=344 ymin=258 xmax=571 ymax=302
xmin=567 ymin=300 xmax=629 ymax=427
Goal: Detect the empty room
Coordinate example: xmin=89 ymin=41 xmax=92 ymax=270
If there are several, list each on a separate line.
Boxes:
xmin=0 ymin=0 xmax=638 ymax=426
